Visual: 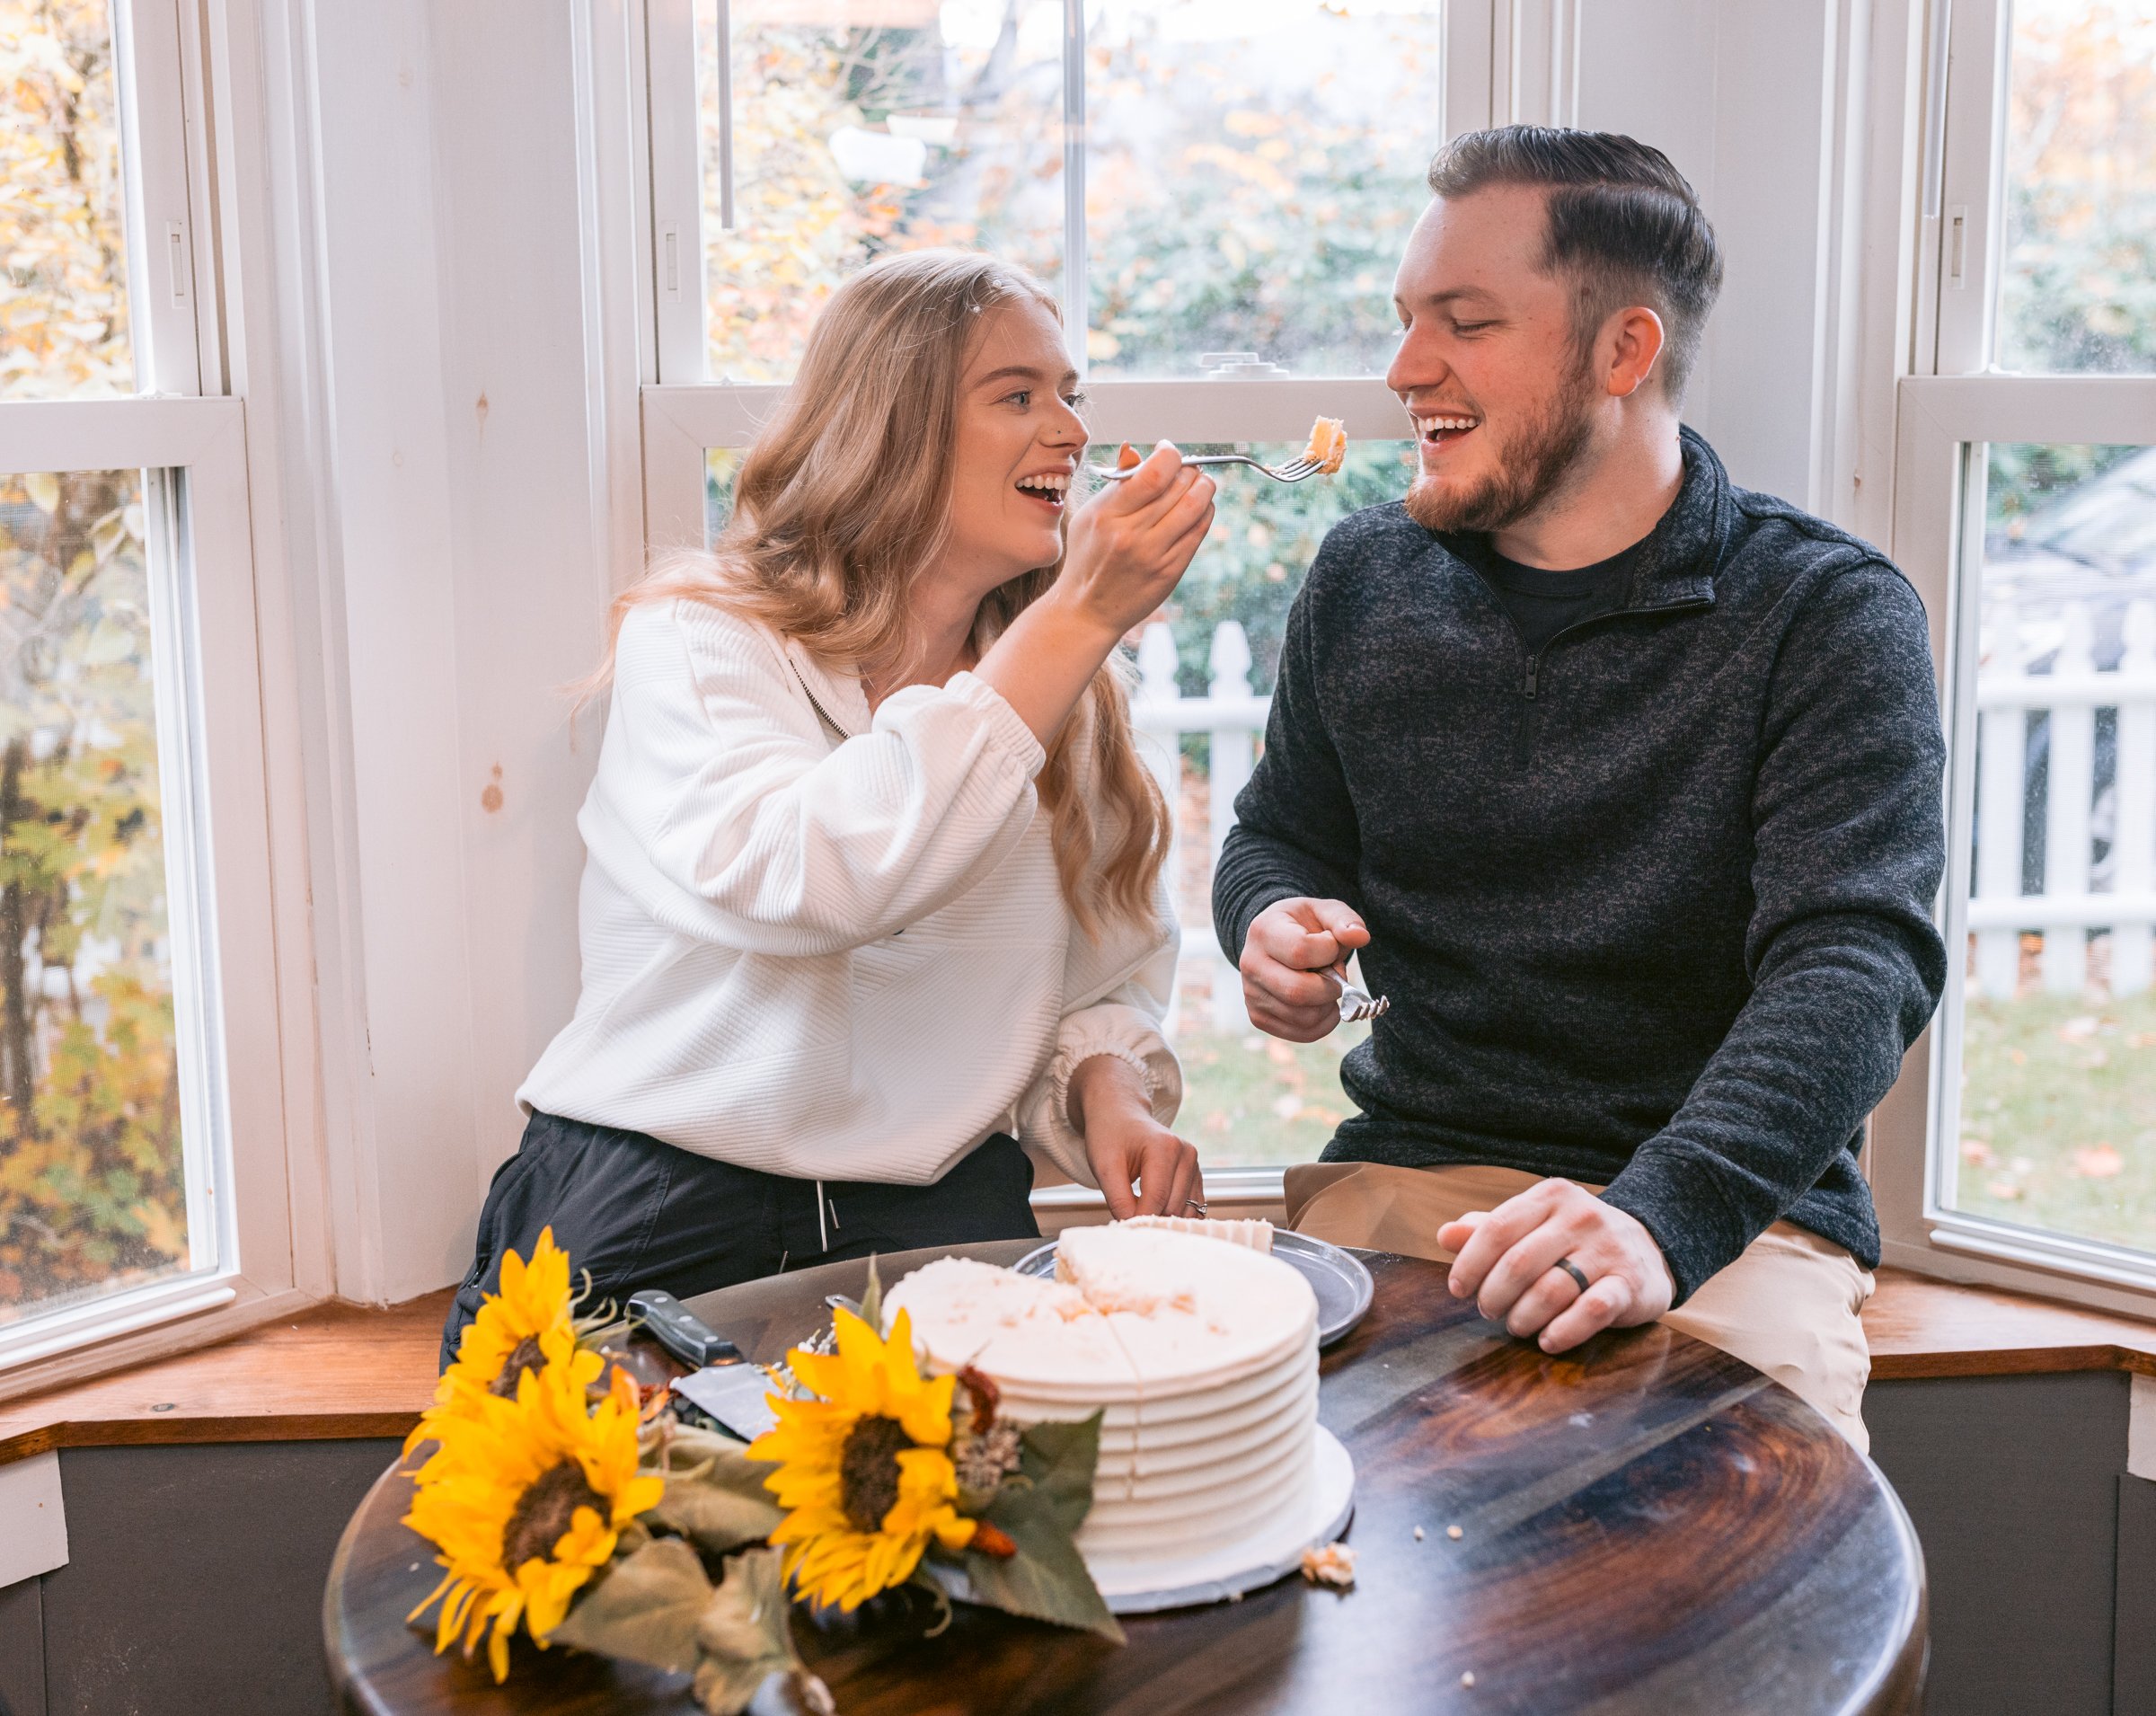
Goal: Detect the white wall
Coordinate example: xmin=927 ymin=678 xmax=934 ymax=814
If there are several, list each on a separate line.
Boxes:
xmin=284 ymin=0 xmax=619 ymax=1302
xmin=1571 ymin=0 xmax=1853 ymax=514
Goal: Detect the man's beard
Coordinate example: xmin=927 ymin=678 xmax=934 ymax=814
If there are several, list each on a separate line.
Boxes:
xmin=1402 ymin=362 xmax=1599 ymax=535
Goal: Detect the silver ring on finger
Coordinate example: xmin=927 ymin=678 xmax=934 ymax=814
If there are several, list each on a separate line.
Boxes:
xmin=1185 ymin=1199 xmax=1208 ymax=1216
xmin=1551 ymin=1256 xmax=1591 ymax=1295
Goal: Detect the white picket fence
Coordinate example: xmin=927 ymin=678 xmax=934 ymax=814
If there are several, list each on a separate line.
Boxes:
xmin=1130 ymin=620 xmax=1268 ymax=1036
xmin=1973 ymin=593 xmax=2156 ymax=1000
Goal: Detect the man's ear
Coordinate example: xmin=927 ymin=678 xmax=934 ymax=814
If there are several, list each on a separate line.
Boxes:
xmin=1604 ymin=305 xmax=1667 ymax=398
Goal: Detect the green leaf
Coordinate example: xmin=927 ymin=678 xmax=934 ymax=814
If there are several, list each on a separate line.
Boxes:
xmin=1016 ymin=1413 xmax=1106 ymax=1537
xmin=858 ymin=1253 xmax=883 ymax=1337
xmin=547 ymin=1536 xmax=713 ymax=1674
xmin=954 ymin=1411 xmax=1122 ymax=1642
xmin=694 ymin=1545 xmax=795 ymax=1665
xmin=648 ymin=1475 xmax=782 ymax=1555
xmin=689 ymin=1547 xmax=821 ymax=1716
xmin=646 ymin=1425 xmax=783 ymax=1552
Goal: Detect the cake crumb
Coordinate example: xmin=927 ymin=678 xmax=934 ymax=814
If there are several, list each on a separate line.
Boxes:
xmin=1461 ymin=1671 xmax=1477 ymax=1688
xmin=1300 ymin=1542 xmax=1356 ymax=1588
xmin=1446 ymin=1525 xmax=1464 ymax=1540
xmin=1413 ymin=1526 xmax=1425 ymax=1541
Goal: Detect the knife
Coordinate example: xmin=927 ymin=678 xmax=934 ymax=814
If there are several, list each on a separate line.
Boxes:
xmin=627 ymin=1289 xmax=781 ymax=1443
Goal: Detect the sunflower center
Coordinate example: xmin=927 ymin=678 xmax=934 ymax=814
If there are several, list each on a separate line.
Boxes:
xmin=839 ymin=1415 xmax=914 ymax=1533
xmin=501 ymin=1459 xmax=607 ymax=1570
xmin=490 ymin=1334 xmax=546 ymax=1399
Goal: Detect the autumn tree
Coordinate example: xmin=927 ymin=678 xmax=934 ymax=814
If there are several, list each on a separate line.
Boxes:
xmin=0 ymin=0 xmax=184 ymax=1318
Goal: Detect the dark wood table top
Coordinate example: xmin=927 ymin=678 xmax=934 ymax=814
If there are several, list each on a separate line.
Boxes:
xmin=326 ymin=1243 xmax=1927 ymax=1715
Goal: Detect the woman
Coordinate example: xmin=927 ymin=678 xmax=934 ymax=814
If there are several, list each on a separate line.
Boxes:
xmin=441 ymin=252 xmax=1217 ymax=1361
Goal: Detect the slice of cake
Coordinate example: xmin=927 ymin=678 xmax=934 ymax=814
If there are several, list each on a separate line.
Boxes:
xmin=1303 ymin=415 xmax=1348 ymax=474
xmin=1119 ymin=1214 xmax=1275 ymax=1253
xmin=887 ymin=1226 xmax=1321 ymax=1596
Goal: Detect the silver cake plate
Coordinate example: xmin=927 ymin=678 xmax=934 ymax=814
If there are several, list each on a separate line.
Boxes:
xmin=1013 ymin=1229 xmax=1375 ymax=1349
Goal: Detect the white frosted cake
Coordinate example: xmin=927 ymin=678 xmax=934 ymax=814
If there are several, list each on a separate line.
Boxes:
xmin=884 ymin=1222 xmax=1323 ymax=1596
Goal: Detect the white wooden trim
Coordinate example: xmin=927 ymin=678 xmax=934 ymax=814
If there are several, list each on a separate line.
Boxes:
xmin=199 ymin=0 xmax=338 ymax=1306
xmin=114 ymin=0 xmax=204 ymax=394
xmin=576 ymin=0 xmax=658 ymax=591
xmin=0 ymin=1452 xmax=66 ymax=1583
xmin=646 ymin=0 xmax=704 ymax=385
xmin=0 ymin=1284 xmax=321 ymax=1403
xmin=0 ymin=396 xmax=243 ymax=470
xmin=1929 ymin=0 xmax=2010 ymax=375
xmin=1874 ymin=371 xmax=2156 ymax=1310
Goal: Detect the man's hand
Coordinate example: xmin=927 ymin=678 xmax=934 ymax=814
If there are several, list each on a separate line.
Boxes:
xmin=1438 ymin=1180 xmax=1675 ymax=1353
xmin=1239 ymin=897 xmax=1371 ymax=1042
xmin=1069 ymin=1054 xmax=1203 ymax=1219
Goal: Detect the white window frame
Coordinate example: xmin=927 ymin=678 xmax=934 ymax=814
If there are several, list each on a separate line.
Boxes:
xmin=634 ymin=0 xmax=1568 ymax=547
xmin=0 ymin=0 xmax=327 ymax=1395
xmin=1869 ymin=0 xmax=2156 ymax=1314
xmin=630 ymin=0 xmax=1569 ymax=1208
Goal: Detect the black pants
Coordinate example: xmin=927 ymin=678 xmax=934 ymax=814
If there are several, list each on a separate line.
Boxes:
xmin=439 ymin=1110 xmax=1039 ymax=1369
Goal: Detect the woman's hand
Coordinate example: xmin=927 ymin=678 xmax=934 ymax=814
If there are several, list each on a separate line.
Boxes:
xmin=1067 ymin=1053 xmax=1204 ymax=1219
xmin=974 ymin=444 xmax=1215 ymax=748
xmin=1054 ymin=443 xmax=1217 ymax=640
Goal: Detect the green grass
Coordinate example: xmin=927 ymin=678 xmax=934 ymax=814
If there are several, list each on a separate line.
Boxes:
xmin=1957 ymin=991 xmax=2156 ymax=1250
xmin=1182 ymin=995 xmax=2156 ymax=1254
xmin=1177 ymin=1022 xmax=1370 ymax=1167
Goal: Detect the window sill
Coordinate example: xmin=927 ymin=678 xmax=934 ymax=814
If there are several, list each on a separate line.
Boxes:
xmin=0 ymin=1289 xmax=453 ymax=1466
xmin=10 ymin=1254 xmax=2156 ymax=1473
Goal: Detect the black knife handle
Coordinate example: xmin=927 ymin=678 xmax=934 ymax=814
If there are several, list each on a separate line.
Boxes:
xmin=626 ymin=1290 xmax=747 ymax=1369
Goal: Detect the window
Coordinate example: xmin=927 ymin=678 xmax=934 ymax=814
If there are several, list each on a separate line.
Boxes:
xmin=648 ymin=0 xmax=1479 ymax=1177
xmin=1878 ymin=0 xmax=2156 ymax=1305
xmin=0 ymin=0 xmax=296 ymax=1380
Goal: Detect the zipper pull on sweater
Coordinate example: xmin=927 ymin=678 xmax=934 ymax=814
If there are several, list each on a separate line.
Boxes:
xmin=1524 ymin=659 xmax=1540 ymax=699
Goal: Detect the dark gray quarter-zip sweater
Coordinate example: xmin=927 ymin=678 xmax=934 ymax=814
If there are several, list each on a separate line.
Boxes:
xmin=1212 ymin=429 xmax=1948 ymax=1305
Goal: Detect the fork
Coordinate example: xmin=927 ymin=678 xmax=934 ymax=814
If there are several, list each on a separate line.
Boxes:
xmin=1330 ymin=964 xmax=1390 ymax=1024
xmin=1090 ymin=452 xmax=1325 ymax=484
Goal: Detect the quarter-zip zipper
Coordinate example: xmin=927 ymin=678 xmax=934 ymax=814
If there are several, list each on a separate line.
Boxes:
xmin=1461 ymin=562 xmax=1710 ymax=767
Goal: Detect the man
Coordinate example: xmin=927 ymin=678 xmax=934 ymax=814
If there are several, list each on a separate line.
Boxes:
xmin=1212 ymin=127 xmax=1945 ymax=1448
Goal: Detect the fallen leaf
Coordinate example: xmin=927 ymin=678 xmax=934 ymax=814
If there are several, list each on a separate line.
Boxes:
xmin=2072 ymin=1144 xmax=2125 ymax=1179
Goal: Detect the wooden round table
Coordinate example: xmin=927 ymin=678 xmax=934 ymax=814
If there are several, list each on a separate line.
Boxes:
xmin=327 ymin=1243 xmax=1926 ymax=1714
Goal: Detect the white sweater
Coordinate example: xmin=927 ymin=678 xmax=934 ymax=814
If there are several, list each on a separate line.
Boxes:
xmin=517 ymin=598 xmax=1182 ymax=1188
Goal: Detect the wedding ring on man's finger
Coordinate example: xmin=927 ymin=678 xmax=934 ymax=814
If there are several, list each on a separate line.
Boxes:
xmin=1551 ymin=1256 xmax=1591 ymax=1295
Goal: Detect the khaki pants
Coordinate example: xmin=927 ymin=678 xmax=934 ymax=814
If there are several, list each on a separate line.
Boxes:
xmin=1286 ymin=1162 xmax=1876 ymax=1452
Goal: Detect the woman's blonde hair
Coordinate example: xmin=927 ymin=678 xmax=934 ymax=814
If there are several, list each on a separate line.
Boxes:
xmin=597 ymin=249 xmax=1169 ymax=935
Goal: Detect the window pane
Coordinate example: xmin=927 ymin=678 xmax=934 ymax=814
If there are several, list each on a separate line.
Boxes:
xmin=0 ymin=469 xmax=195 ymax=1326
xmin=1995 ymin=0 xmax=2156 ymax=376
xmin=1082 ymin=0 xmax=1443 ymax=378
xmin=0 ymin=0 xmax=136 ymax=398
xmin=701 ymin=0 xmax=1066 ymax=384
xmin=1951 ymin=441 xmax=2156 ymax=1248
xmin=1139 ymin=439 xmax=1416 ymax=1164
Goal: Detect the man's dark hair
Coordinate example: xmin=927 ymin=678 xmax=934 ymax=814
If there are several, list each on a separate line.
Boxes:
xmin=1426 ymin=126 xmax=1724 ymax=399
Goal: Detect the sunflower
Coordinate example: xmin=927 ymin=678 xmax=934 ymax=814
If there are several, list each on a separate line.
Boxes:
xmin=403 ymin=1352 xmax=664 ymax=1680
xmin=748 ymin=1305 xmax=978 ymax=1611
xmin=411 ymin=1230 xmax=581 ymax=1453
